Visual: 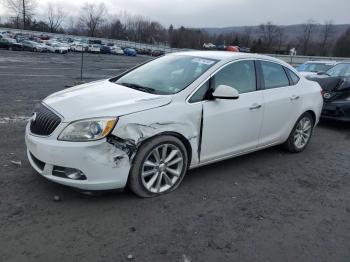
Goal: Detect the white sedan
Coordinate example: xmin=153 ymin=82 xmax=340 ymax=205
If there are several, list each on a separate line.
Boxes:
xmin=25 ymin=51 xmax=323 ymax=197
xmin=110 ymin=46 xmax=124 ymax=55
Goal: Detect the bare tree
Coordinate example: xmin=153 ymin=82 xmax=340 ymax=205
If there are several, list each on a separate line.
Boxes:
xmin=46 ymin=3 xmax=65 ymax=33
xmin=241 ymin=27 xmax=253 ymax=47
xmin=4 ymin=0 xmax=36 ymax=29
xmin=107 ymin=18 xmax=127 ymax=40
xmin=4 ymin=0 xmax=22 ymax=28
xmin=334 ymin=27 xmax=350 ymax=57
xmin=320 ymin=20 xmax=334 ymax=56
xmin=259 ymin=22 xmax=279 ymax=53
xmin=79 ymin=2 xmax=106 ymax=37
xmin=276 ymin=26 xmax=285 ymax=52
xmin=300 ymin=19 xmax=317 ymax=55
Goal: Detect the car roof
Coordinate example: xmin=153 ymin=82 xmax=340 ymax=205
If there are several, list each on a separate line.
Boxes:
xmin=170 ymin=51 xmax=290 ymax=65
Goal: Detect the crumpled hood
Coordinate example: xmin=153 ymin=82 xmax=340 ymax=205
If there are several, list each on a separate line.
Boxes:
xmin=306 ymin=75 xmax=348 ymax=91
xmin=43 ymin=79 xmax=172 ymax=122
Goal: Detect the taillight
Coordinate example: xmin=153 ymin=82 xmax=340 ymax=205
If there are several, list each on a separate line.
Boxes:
xmin=320 ymin=90 xmax=325 ymax=96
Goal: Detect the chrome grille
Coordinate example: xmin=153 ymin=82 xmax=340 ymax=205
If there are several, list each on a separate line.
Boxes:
xmin=30 ymin=104 xmax=61 ymax=136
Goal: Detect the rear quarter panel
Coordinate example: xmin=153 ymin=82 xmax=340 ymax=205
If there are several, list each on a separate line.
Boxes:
xmin=298 ymin=78 xmax=323 ymax=125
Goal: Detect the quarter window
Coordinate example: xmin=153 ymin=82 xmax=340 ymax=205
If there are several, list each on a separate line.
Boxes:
xmin=189 ymin=81 xmax=210 ymax=103
xmin=214 ymin=60 xmax=256 ymax=94
xmin=261 ymin=61 xmax=290 ymax=89
xmin=287 ymin=69 xmax=300 ymax=85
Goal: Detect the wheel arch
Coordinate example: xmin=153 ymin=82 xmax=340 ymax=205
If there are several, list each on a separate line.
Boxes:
xmin=136 ymin=131 xmax=193 ymax=165
xmin=304 ymin=110 xmax=317 ymax=126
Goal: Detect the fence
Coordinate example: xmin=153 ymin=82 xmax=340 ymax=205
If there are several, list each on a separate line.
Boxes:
xmin=267 ymin=54 xmax=349 ymax=66
xmin=1 ymin=27 xmax=349 ymax=65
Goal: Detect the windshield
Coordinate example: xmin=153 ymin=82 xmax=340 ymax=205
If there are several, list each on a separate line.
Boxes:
xmin=326 ymin=63 xmax=350 ymax=77
xmin=114 ymin=55 xmax=218 ymax=95
xmin=297 ymin=63 xmax=334 ymax=72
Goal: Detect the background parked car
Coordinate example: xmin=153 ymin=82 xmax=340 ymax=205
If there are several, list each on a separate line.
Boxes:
xmin=239 ymin=46 xmax=251 ymax=53
xmin=226 ymin=46 xmax=240 ymax=52
xmin=71 ymin=43 xmax=88 ymax=52
xmin=151 ymin=49 xmax=165 ymax=57
xmin=100 ymin=45 xmax=112 ymax=54
xmin=88 ymin=44 xmax=101 ymax=53
xmin=203 ymin=43 xmax=216 ymax=49
xmin=0 ymin=37 xmax=23 ymax=51
xmin=21 ymin=40 xmax=46 ymax=52
xmin=216 ymin=44 xmax=226 ymax=50
xmin=39 ymin=34 xmax=50 ymax=41
xmin=124 ymin=47 xmax=137 ymax=56
xmin=110 ymin=46 xmax=124 ymax=55
xmin=48 ymin=43 xmax=69 ymax=54
xmin=297 ymin=61 xmax=337 ymax=77
xmin=307 ymin=62 xmax=350 ymax=121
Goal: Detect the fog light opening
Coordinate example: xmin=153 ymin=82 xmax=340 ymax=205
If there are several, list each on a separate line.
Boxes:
xmin=66 ymin=169 xmax=86 ymax=180
xmin=52 ymin=166 xmax=87 ymax=180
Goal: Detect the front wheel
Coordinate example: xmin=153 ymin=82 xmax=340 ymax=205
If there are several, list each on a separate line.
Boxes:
xmin=128 ymin=135 xmax=189 ymax=198
xmin=283 ymin=112 xmax=314 ymax=153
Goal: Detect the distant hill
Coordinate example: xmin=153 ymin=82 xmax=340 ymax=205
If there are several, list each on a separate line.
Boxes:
xmin=201 ymin=24 xmax=350 ymax=42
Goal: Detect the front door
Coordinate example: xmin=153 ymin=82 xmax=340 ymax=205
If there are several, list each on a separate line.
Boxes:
xmin=200 ymin=60 xmax=264 ymax=163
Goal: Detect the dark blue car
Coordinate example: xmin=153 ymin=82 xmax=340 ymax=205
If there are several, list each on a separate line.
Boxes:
xmin=124 ymin=48 xmax=137 ymax=56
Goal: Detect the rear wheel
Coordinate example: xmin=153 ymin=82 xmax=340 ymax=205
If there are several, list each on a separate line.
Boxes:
xmin=128 ymin=135 xmax=189 ymax=198
xmin=284 ymin=112 xmax=314 ymax=153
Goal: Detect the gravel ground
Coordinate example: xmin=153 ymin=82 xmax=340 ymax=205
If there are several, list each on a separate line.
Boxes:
xmin=0 ymin=50 xmax=350 ymax=262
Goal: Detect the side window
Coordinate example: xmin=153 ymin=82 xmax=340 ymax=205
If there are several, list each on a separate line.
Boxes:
xmin=345 ymin=65 xmax=350 ymax=77
xmin=214 ymin=60 xmax=256 ymax=94
xmin=261 ymin=61 xmax=290 ymax=89
xmin=287 ymin=68 xmax=300 ymax=85
xmin=189 ymin=81 xmax=210 ymax=103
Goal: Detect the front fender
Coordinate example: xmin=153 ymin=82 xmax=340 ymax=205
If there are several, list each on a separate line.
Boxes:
xmin=110 ymin=102 xmax=202 ymax=166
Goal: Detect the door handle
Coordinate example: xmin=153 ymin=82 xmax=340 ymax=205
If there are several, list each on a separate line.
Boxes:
xmin=249 ymin=103 xmax=262 ymax=110
xmin=290 ymin=95 xmax=300 ymax=101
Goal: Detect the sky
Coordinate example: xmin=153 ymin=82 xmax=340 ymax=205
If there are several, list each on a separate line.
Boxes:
xmin=1 ymin=0 xmax=350 ymax=28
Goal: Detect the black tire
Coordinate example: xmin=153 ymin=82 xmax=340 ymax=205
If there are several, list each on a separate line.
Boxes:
xmin=128 ymin=135 xmax=189 ymax=198
xmin=283 ymin=112 xmax=314 ymax=153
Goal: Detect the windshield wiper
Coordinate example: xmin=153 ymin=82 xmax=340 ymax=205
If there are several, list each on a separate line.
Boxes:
xmin=119 ymin=82 xmax=157 ymax=94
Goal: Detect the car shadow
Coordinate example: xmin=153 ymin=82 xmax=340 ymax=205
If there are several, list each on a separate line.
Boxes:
xmin=319 ymin=118 xmax=350 ymax=132
xmin=41 ymin=145 xmax=290 ymax=201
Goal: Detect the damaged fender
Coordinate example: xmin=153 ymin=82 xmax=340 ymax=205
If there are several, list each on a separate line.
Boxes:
xmin=108 ymin=102 xmax=203 ymax=167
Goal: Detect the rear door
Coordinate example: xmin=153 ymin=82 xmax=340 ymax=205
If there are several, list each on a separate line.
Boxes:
xmin=257 ymin=60 xmax=302 ymax=146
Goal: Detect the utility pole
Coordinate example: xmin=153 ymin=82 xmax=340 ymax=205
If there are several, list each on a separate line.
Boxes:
xmin=80 ymin=47 xmax=84 ymax=81
xmin=22 ymin=0 xmax=26 ymax=30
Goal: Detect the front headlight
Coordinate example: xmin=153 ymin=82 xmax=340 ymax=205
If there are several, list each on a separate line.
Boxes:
xmin=58 ymin=117 xmax=117 ymax=141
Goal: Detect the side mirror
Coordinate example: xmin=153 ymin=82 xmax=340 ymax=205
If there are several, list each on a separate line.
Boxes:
xmin=212 ymin=85 xmax=239 ymax=99
xmin=317 ymin=71 xmax=327 ymax=75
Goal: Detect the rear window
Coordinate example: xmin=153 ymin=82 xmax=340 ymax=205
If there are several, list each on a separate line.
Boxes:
xmin=261 ymin=61 xmax=290 ymax=89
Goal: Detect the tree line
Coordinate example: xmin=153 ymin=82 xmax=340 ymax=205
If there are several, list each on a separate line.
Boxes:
xmin=1 ymin=0 xmax=350 ymax=57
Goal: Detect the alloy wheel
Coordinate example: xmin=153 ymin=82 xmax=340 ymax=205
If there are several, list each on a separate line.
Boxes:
xmin=293 ymin=117 xmax=312 ymax=149
xmin=141 ymin=144 xmax=184 ymax=193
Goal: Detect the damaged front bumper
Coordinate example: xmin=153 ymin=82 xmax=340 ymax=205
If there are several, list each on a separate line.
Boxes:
xmin=25 ymin=123 xmax=131 ymax=190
